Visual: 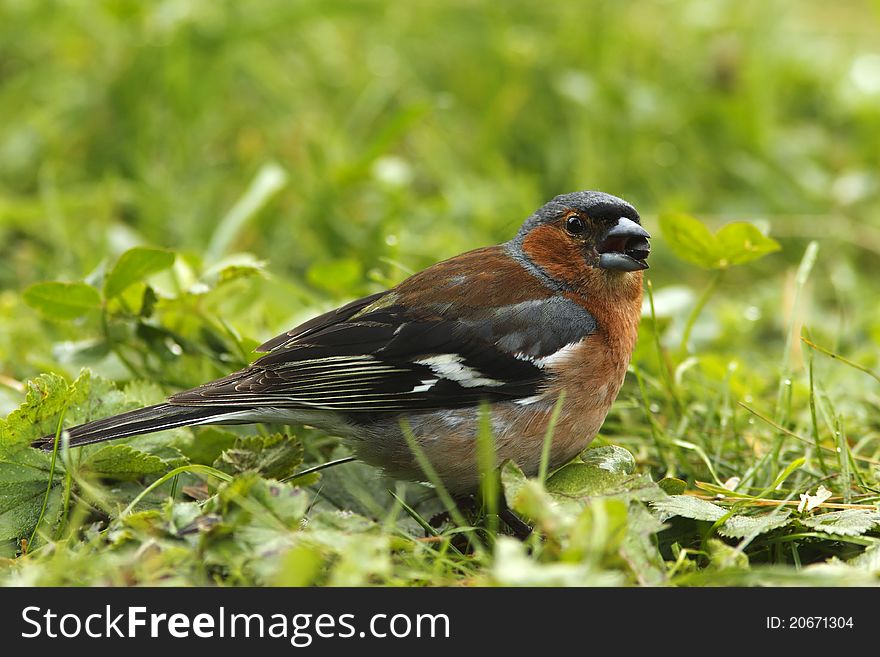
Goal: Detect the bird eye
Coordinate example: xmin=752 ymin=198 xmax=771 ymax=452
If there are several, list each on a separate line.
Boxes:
xmin=564 ymin=215 xmax=585 ymax=235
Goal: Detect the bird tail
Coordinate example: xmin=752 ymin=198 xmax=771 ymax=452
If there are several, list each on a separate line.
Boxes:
xmin=30 ymin=403 xmax=229 ymax=451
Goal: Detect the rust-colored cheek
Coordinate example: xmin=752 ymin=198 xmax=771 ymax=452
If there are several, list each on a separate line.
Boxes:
xmin=521 ymin=224 xmax=591 ymax=287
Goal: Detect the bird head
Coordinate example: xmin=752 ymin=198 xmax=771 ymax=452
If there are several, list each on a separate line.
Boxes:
xmin=510 ymin=191 xmax=650 ymax=290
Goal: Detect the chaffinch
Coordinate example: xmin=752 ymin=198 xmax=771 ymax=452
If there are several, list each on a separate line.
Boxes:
xmin=34 ymin=191 xmax=650 ymax=493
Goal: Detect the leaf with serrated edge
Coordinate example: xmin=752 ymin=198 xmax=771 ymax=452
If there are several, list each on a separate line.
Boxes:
xmin=0 ymin=370 xmax=150 ymax=549
xmin=208 ymin=474 xmax=309 ymax=549
xmin=81 ymin=445 xmax=168 ymax=480
xmin=621 ymin=503 xmax=668 ymax=586
xmin=0 ymin=373 xmax=71 ymax=450
xmin=214 ymin=433 xmax=303 ymax=480
xmin=651 ymin=495 xmax=728 ymax=522
xmin=66 ymin=370 xmax=130 ymax=429
xmin=719 ymin=511 xmax=791 ymax=538
xmin=800 ymin=509 xmax=880 ymax=537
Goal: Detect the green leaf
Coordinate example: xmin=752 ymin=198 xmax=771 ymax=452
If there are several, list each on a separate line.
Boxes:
xmin=272 ymin=543 xmax=325 ymax=586
xmin=492 ymin=536 xmax=625 ymax=586
xmin=499 ymin=460 xmax=576 ymax=532
xmin=546 ymin=463 xmax=659 ymax=500
xmin=23 ymin=282 xmax=101 ymax=320
xmin=303 ymin=511 xmax=392 ymax=586
xmin=547 ymin=463 xmax=629 ymax=496
xmin=718 ymin=511 xmax=791 ymax=538
xmin=715 ymin=222 xmax=781 ymax=266
xmin=0 ymin=373 xmax=73 ymax=548
xmin=567 ymin=498 xmax=630 ymax=557
xmin=104 ymin=247 xmax=175 ymax=299
xmin=65 ymin=370 xmax=130 ymax=430
xmin=500 ymin=460 xmax=528 ymax=510
xmin=651 ymin=495 xmax=728 ymax=522
xmin=0 ymin=373 xmax=71 ymax=450
xmin=0 ymin=449 xmax=63 ymax=546
xmin=215 ymin=433 xmax=304 ymax=480
xmin=848 ymin=544 xmax=880 ymax=573
xmin=209 ymin=474 xmax=310 ymax=548
xmin=179 ymin=427 xmax=240 ymax=466
xmin=511 ymin=478 xmax=573 ymax=531
xmin=579 ymin=445 xmax=635 ymax=474
xmin=308 ymin=509 xmax=381 ymax=536
xmin=658 ymin=477 xmax=688 ymax=496
xmin=80 ymin=445 xmax=168 ymax=480
xmin=620 ymin=503 xmax=668 ymax=586
xmin=0 ymin=370 xmax=145 ymax=454
xmin=0 ymin=370 xmax=146 ymax=550
xmin=800 ymin=509 xmax=880 ymax=537
xmin=659 ymin=213 xmax=780 ymax=270
xmin=307 ymin=446 xmax=393 ymax=520
xmin=706 ymin=538 xmax=749 ymax=570
xmin=202 ymin=253 xmax=268 ymax=287
xmin=0 ymin=481 xmax=63 ymax=545
xmin=654 ymin=498 xmax=792 ymax=539
xmin=122 ymin=379 xmax=167 ymax=406
xmin=658 ymin=212 xmax=722 ymax=268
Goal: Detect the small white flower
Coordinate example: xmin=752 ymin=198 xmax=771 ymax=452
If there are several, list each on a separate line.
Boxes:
xmin=797 ymin=494 xmax=808 ymax=513
xmin=715 ymin=476 xmax=741 ymax=499
xmin=723 ymin=477 xmax=741 ymax=491
xmin=797 ymin=485 xmax=833 ymax=513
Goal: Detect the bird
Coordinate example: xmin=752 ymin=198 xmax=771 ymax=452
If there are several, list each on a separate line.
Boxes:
xmin=33 ymin=190 xmax=650 ymax=494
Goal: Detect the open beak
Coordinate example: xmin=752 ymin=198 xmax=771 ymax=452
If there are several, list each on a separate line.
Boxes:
xmin=597 ymin=217 xmax=651 ymax=272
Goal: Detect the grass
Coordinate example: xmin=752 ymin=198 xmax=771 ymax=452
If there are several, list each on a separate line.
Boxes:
xmin=1 ymin=0 xmax=879 ymax=586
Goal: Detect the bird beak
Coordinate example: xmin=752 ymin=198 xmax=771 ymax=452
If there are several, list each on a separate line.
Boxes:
xmin=596 ymin=217 xmax=651 ymax=272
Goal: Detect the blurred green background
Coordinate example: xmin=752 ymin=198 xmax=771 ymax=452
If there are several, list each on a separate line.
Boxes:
xmin=3 ymin=0 xmax=880 ymax=586
xmin=1 ymin=0 xmax=879 ymax=396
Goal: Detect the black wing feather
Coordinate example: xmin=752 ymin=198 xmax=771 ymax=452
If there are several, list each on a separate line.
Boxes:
xmin=255 ymin=291 xmax=388 ymax=353
xmin=169 ymin=299 xmax=560 ymax=413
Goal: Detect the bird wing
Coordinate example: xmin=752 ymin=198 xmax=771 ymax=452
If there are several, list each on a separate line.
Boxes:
xmin=169 ymin=255 xmax=597 ymax=414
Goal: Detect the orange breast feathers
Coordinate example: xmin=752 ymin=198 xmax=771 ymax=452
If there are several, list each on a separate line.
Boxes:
xmin=517 ymin=223 xmax=645 ymax=463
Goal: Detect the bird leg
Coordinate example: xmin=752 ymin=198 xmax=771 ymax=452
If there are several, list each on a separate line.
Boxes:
xmin=497 ymin=502 xmax=533 ymax=540
xmin=428 ymin=493 xmax=532 ymax=541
